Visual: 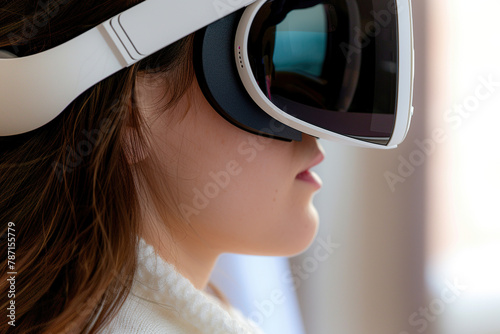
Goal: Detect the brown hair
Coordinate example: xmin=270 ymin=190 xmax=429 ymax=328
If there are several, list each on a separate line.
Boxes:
xmin=0 ymin=1 xmax=194 ymax=333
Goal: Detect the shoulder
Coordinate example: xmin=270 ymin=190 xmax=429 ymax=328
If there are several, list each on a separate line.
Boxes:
xmin=98 ymin=292 xmax=201 ymax=334
xmin=97 ymin=238 xmax=264 ymax=334
xmin=98 ymin=288 xmax=264 ymax=334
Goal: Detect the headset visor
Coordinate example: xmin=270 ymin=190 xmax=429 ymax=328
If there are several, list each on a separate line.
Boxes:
xmin=247 ymin=0 xmax=398 ymax=145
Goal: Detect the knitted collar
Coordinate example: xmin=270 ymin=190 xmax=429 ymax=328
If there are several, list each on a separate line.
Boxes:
xmin=131 ymin=238 xmax=264 ymax=334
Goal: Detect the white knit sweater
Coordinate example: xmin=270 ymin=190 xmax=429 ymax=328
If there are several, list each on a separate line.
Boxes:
xmin=99 ymin=238 xmax=265 ymax=334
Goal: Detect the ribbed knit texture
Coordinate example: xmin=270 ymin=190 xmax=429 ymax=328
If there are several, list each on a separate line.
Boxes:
xmin=100 ymin=238 xmax=265 ymax=334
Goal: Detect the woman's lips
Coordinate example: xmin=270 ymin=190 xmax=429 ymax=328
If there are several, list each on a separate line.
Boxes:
xmin=296 ymin=169 xmax=323 ymax=188
xmin=296 ymin=150 xmax=325 ymax=188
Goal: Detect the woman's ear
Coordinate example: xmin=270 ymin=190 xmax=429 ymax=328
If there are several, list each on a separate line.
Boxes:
xmin=122 ymin=127 xmax=150 ymax=165
xmin=124 ymin=74 xmax=164 ymax=165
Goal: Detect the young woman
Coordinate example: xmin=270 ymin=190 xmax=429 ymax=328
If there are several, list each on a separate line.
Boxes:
xmin=0 ymin=1 xmax=324 ymax=333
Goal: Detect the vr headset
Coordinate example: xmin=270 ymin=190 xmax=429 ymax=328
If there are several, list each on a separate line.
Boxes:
xmin=0 ymin=0 xmax=414 ymax=148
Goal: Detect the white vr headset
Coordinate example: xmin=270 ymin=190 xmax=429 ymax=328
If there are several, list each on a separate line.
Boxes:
xmin=0 ymin=0 xmax=414 ymax=148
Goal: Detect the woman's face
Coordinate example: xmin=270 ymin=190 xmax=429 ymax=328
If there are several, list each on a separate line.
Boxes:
xmin=136 ymin=75 xmax=324 ymax=258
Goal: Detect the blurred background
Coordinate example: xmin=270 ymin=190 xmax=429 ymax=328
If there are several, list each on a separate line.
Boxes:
xmin=212 ymin=0 xmax=500 ymax=333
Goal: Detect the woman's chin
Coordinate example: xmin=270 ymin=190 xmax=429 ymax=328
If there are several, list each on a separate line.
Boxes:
xmin=288 ymin=210 xmax=320 ymax=256
xmin=266 ymin=206 xmax=320 ymax=257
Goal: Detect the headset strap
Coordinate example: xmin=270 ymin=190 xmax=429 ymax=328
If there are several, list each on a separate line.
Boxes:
xmin=0 ymin=0 xmax=256 ymax=136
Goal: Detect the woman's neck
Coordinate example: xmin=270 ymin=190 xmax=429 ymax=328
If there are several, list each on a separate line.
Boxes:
xmin=140 ymin=218 xmax=221 ymax=290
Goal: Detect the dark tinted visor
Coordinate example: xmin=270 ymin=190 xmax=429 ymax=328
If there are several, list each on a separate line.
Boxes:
xmin=247 ymin=0 xmax=398 ymax=145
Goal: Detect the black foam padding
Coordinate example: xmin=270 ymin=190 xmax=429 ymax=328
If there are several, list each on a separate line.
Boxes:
xmin=193 ymin=10 xmax=302 ymax=142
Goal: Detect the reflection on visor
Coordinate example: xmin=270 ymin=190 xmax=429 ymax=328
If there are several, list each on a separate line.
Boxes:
xmin=248 ymin=0 xmax=398 ymax=144
xmin=273 ymin=5 xmax=328 ymax=77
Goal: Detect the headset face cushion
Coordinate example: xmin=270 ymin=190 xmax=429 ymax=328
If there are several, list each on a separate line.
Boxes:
xmin=193 ymin=10 xmax=302 ymax=142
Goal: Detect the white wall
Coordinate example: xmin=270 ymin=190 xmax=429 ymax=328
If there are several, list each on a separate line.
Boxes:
xmin=426 ymin=1 xmax=500 ymax=334
xmin=291 ymin=1 xmax=429 ymax=333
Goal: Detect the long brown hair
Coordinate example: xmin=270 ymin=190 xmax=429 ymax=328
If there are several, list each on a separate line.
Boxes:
xmin=0 ymin=1 xmax=194 ymax=333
